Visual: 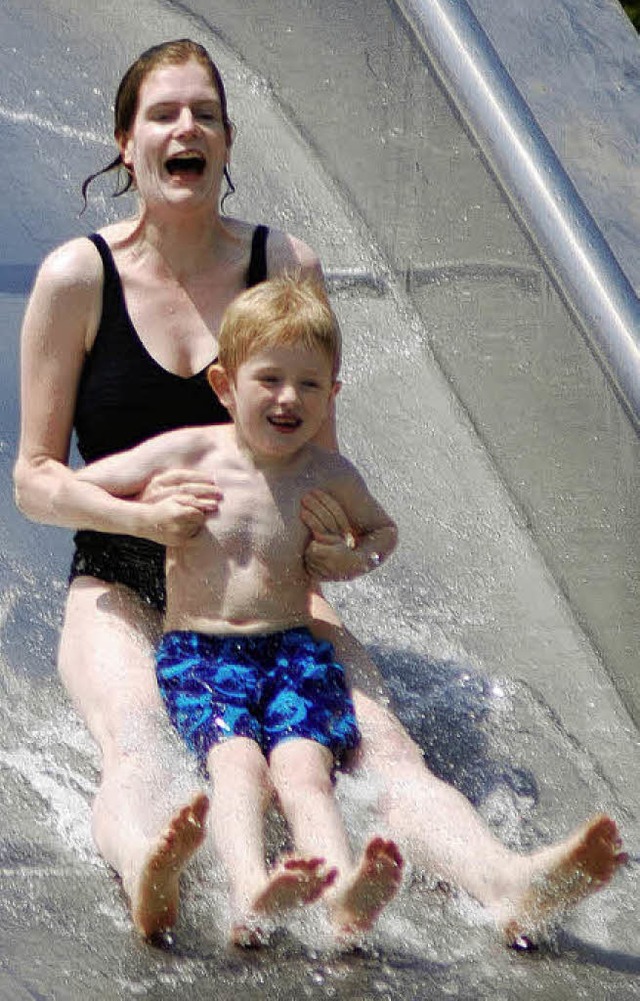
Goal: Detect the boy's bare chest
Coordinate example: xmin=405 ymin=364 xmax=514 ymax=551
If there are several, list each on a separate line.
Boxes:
xmin=205 ymin=463 xmax=315 ymax=566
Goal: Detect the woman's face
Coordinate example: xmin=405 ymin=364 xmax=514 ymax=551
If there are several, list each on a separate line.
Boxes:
xmin=118 ymin=58 xmax=230 ymax=211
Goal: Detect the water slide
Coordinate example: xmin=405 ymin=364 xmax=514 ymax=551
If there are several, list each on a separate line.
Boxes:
xmin=1 ymin=0 xmax=639 ymax=997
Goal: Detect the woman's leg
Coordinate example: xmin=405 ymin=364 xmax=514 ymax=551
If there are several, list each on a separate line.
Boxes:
xmin=309 ymin=595 xmax=626 ymax=942
xmin=58 ymin=577 xmax=208 ymax=937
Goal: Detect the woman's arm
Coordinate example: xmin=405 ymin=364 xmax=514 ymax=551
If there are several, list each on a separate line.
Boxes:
xmin=75 ymin=431 xmax=219 ymax=545
xmin=13 ymin=238 xmax=130 ymax=530
xmin=12 ymin=239 xmax=217 ymax=539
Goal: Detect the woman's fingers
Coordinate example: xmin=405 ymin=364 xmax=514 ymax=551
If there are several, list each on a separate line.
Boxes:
xmin=139 ymin=469 xmax=221 ymax=505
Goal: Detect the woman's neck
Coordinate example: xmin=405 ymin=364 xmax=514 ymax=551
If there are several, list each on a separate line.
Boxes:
xmin=131 ymin=207 xmax=243 ymax=279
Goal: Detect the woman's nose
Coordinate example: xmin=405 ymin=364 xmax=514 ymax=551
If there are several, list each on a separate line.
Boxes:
xmin=176 ymin=107 xmax=197 ymax=134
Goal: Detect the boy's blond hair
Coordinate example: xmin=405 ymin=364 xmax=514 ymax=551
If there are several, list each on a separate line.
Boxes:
xmin=217 ymin=274 xmax=341 ymax=379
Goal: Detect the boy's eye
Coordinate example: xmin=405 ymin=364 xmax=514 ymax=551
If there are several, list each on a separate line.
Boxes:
xmin=302 ymin=380 xmax=321 ymax=389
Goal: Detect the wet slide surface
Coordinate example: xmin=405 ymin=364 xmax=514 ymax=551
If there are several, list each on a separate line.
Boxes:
xmin=0 ymin=0 xmax=639 ymax=998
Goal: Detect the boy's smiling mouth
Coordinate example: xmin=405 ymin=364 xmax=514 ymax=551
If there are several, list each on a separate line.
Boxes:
xmin=267 ymin=413 xmax=302 ymax=431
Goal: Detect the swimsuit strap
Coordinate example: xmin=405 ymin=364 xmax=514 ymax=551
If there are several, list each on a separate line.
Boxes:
xmin=245 ymin=224 xmax=269 ymax=287
xmin=89 ymin=227 xmax=269 ymax=289
xmin=87 ymin=231 xmax=119 ymax=285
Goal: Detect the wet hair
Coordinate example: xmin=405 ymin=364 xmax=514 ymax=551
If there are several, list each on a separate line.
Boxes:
xmin=81 ymin=39 xmax=235 ymax=210
xmin=217 ymin=275 xmax=342 ymax=380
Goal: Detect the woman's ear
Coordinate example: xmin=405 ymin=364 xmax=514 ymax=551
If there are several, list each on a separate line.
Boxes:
xmin=208 ymin=363 xmax=234 ymax=410
xmin=115 ymin=128 xmax=133 ymax=171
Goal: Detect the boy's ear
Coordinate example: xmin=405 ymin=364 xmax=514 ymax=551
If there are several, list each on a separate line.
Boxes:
xmin=207 ymin=363 xmax=234 ymax=409
xmin=331 ymin=379 xmax=342 ymax=400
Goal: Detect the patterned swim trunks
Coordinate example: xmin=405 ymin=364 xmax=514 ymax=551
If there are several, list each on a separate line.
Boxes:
xmin=156 ymin=627 xmax=361 ymax=767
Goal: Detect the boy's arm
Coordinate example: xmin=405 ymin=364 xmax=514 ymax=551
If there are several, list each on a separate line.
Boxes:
xmin=302 ymin=461 xmax=397 ymax=581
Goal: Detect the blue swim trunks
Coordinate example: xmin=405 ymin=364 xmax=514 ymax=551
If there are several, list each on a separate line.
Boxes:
xmin=156 ymin=627 xmax=361 ymax=768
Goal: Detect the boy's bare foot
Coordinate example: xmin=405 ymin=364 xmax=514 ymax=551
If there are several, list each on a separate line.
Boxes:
xmin=124 ymin=792 xmax=209 ymax=939
xmin=231 ymin=856 xmax=337 ymax=948
xmin=500 ymin=814 xmax=627 ymax=945
xmin=330 ymin=836 xmax=404 ymax=938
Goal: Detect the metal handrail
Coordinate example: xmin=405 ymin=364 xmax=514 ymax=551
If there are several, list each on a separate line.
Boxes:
xmin=395 ymin=0 xmax=640 ymax=426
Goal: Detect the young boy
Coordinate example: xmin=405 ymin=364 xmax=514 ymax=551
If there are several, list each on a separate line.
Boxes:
xmin=77 ymin=276 xmax=403 ymax=946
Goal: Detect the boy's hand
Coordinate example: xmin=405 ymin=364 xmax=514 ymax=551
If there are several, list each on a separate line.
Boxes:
xmin=301 ymin=489 xmax=358 ymax=579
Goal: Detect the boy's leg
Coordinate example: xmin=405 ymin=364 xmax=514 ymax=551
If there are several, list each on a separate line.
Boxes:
xmin=207 ymin=737 xmax=333 ymax=945
xmin=269 ymin=738 xmax=403 ymax=936
xmin=269 ymin=738 xmax=351 ymax=869
xmin=207 ymin=737 xmax=273 ymax=920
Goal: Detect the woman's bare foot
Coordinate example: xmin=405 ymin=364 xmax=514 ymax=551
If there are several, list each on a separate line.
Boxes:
xmin=499 ymin=814 xmax=627 ymax=945
xmin=231 ymin=856 xmax=337 ymax=947
xmin=123 ymin=793 xmax=210 ymax=939
xmin=330 ymin=836 xmax=404 ymax=938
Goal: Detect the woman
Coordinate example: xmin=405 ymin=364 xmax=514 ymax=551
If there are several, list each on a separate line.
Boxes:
xmin=14 ymin=38 xmax=624 ymax=946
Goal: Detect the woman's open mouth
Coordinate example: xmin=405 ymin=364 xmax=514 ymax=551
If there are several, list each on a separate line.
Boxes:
xmin=165 ymin=151 xmax=206 ymax=176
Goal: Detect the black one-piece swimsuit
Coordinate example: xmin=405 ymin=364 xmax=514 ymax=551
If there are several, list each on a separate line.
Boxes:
xmin=69 ymin=224 xmax=269 ymax=611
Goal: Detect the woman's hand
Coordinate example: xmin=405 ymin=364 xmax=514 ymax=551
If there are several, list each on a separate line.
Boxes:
xmin=301 ymin=489 xmax=358 ymax=579
xmin=136 ymin=469 xmax=222 ymax=507
xmin=136 ymin=470 xmax=222 ymax=545
xmin=139 ymin=494 xmax=213 ymax=546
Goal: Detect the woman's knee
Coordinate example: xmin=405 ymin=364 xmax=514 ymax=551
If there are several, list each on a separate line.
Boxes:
xmin=351 ymin=690 xmax=427 ymax=773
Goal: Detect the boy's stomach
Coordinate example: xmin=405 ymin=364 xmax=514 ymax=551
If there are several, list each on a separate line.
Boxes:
xmin=164 ymin=559 xmax=312 ymax=636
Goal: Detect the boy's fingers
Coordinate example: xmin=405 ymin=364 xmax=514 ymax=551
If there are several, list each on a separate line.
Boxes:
xmin=300 ymin=506 xmax=325 ymax=535
xmin=301 ymin=489 xmax=352 ymax=535
xmin=300 ymin=510 xmax=343 ymax=545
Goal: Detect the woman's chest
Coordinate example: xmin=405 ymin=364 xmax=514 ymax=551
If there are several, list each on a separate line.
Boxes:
xmin=122 ymin=263 xmax=246 ymax=377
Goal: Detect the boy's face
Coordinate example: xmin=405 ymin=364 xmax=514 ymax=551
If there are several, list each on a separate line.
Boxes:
xmin=217 ymin=344 xmax=339 ymax=461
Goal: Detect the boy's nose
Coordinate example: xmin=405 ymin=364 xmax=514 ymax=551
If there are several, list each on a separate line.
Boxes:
xmin=277 ymin=383 xmax=299 ymax=404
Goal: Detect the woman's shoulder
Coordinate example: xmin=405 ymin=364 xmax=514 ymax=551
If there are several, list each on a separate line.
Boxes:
xmin=265 ymin=225 xmax=323 ymax=280
xmin=34 ymin=217 xmax=139 ymax=295
xmin=38 ymin=235 xmax=100 ymax=279
xmin=32 ymin=236 xmax=105 ymax=306
xmin=225 ymin=217 xmax=323 ymax=281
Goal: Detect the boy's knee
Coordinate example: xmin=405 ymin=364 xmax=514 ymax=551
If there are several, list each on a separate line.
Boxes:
xmin=271 ymin=751 xmax=334 ymax=804
xmin=210 ymin=739 xmax=272 ymax=789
